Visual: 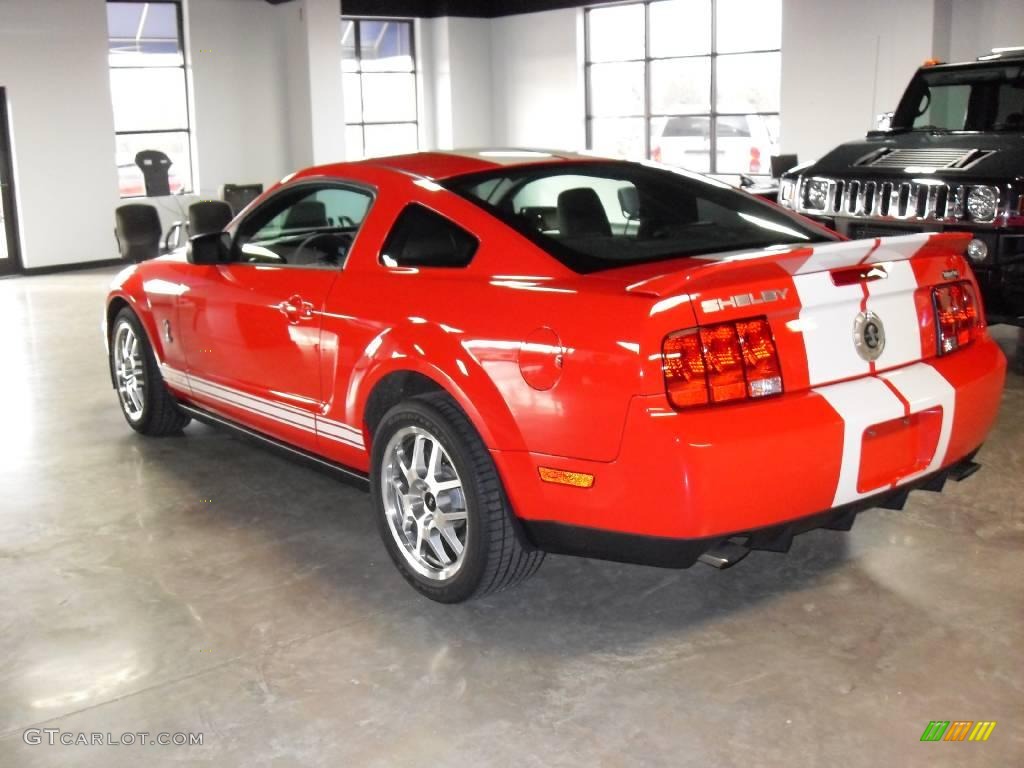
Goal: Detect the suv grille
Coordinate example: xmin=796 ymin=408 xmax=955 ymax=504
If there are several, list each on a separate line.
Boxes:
xmin=795 ymin=177 xmax=968 ymax=223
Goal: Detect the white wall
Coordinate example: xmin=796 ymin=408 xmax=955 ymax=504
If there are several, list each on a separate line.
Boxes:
xmin=419 ymin=17 xmax=494 ymax=149
xmin=948 ymin=0 xmax=1024 ymax=62
xmin=186 ymin=0 xmax=293 ymax=197
xmin=779 ymin=0 xmax=938 ymax=164
xmin=490 ymin=8 xmax=585 ymax=150
xmin=0 ymin=0 xmax=120 ymax=270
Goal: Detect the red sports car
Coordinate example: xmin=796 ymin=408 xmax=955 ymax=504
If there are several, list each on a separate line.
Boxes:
xmin=105 ymin=149 xmax=1007 ymax=602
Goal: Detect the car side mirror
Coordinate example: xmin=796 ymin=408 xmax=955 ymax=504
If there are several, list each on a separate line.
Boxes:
xmin=618 ymin=186 xmax=640 ymax=220
xmin=187 ymin=231 xmax=230 ymax=265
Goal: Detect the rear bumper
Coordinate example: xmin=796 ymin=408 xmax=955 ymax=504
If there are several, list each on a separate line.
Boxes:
xmin=520 ymin=451 xmax=981 ymax=569
xmin=494 ymin=336 xmax=1005 ymax=551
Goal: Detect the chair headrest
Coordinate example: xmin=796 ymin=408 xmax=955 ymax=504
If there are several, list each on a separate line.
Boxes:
xmin=284 ymin=201 xmax=328 ymax=230
xmin=557 ymin=187 xmax=612 ymax=237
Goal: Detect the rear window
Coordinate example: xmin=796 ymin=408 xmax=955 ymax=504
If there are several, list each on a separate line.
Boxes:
xmin=443 ymin=161 xmax=833 ymax=273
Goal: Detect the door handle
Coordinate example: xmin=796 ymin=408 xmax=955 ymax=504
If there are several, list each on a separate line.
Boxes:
xmin=276 ymin=294 xmax=314 ymax=324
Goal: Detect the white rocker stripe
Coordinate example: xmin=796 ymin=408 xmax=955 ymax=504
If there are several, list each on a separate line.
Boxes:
xmin=160 ymin=366 xmax=191 ymax=391
xmin=316 ymin=420 xmax=365 ymax=449
xmin=189 ymin=376 xmax=317 ymax=432
xmin=160 ymin=363 xmax=364 ymax=448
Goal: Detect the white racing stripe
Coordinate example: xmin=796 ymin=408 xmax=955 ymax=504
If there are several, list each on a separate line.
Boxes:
xmin=865 ymin=259 xmax=921 ymax=371
xmin=793 ymin=272 xmax=868 ymax=385
xmin=815 ymin=362 xmax=957 ymax=507
xmin=159 ymin=363 xmax=365 ymax=450
xmin=814 ymin=377 xmax=906 ymax=507
xmin=794 ymin=235 xmax=929 ymax=387
xmin=878 ymin=363 xmax=956 ymax=477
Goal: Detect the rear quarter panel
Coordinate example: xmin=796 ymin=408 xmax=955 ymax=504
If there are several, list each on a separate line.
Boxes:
xmin=319 ymin=172 xmax=661 ymax=463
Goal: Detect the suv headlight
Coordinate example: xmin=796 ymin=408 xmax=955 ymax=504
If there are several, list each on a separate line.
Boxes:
xmin=804 ymin=178 xmax=830 ymax=211
xmin=966 ymin=186 xmax=998 ymax=222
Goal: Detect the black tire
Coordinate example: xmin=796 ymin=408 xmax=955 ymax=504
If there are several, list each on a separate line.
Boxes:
xmin=109 ymin=308 xmax=190 ymax=436
xmin=370 ymin=392 xmax=544 ymax=603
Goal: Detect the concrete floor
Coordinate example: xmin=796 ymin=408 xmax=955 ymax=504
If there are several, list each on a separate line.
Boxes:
xmin=0 ymin=268 xmax=1021 ymax=767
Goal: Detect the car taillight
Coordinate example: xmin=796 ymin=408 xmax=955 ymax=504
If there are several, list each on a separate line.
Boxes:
xmin=662 ymin=316 xmax=783 ymax=409
xmin=933 ymin=281 xmax=980 ymax=355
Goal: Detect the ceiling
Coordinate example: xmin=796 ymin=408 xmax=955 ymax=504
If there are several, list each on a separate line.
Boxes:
xmin=267 ymin=0 xmax=594 ymax=18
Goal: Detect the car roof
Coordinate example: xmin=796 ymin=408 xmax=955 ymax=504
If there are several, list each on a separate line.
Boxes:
xmin=304 ymin=148 xmax=604 ymax=182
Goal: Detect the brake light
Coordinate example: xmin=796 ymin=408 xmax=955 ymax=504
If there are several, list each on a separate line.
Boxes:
xmin=662 ymin=317 xmax=783 ymax=409
xmin=933 ymin=281 xmax=980 ymax=355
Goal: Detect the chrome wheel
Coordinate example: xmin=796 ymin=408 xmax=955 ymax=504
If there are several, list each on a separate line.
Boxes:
xmin=113 ymin=322 xmax=146 ymax=422
xmin=381 ymin=426 xmax=469 ymax=581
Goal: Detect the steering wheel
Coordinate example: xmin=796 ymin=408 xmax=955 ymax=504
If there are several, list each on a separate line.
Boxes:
xmin=338 ymin=215 xmax=356 ymax=228
xmin=292 ymin=231 xmax=350 ymax=266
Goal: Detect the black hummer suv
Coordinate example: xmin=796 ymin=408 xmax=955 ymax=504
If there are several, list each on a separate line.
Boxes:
xmin=779 ymin=48 xmax=1024 ymax=325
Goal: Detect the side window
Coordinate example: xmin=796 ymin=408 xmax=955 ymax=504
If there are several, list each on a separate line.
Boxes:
xmin=235 ymin=185 xmax=373 ymax=268
xmin=380 ymin=204 xmax=477 ymax=268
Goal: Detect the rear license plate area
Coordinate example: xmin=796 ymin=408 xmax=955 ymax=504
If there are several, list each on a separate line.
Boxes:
xmin=857 ymin=407 xmax=943 ymax=493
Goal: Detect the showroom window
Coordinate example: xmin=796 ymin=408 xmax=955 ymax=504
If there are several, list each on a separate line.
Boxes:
xmin=584 ymin=0 xmax=781 ymax=176
xmin=106 ymin=1 xmax=193 ymax=197
xmin=342 ymin=18 xmax=419 ymax=160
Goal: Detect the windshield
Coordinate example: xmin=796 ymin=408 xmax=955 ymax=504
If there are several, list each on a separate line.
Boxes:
xmin=442 ymin=162 xmax=832 ymax=274
xmin=893 ymin=64 xmax=1024 ymax=132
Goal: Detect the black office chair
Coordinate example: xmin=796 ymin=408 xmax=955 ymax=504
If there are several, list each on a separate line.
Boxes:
xmin=222 ymin=183 xmax=263 ymax=214
xmin=134 ymin=150 xmax=173 ymax=197
xmin=557 ymin=188 xmax=612 ymax=237
xmin=770 ymin=153 xmax=799 ymax=179
xmin=115 ymin=204 xmax=162 ymax=263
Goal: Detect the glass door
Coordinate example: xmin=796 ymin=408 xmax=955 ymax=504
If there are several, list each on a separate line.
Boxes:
xmin=0 ymin=87 xmax=22 ymax=276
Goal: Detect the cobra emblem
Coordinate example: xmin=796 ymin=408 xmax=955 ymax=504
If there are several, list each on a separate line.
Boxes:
xmin=853 ymin=311 xmax=885 ymax=362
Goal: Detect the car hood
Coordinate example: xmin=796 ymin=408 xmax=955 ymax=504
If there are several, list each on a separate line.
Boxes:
xmin=800 ymin=131 xmax=1024 ymax=182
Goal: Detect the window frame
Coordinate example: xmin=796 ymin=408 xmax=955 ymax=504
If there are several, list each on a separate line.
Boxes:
xmin=229 ymin=180 xmax=377 ymax=271
xmin=341 ymin=16 xmax=420 ymax=160
xmin=107 ymin=0 xmax=194 ymax=198
xmin=583 ymin=0 xmax=781 ymax=175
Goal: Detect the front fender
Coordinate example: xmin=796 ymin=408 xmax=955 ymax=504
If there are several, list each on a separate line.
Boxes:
xmin=347 ymin=321 xmax=527 ymax=452
xmin=105 ymin=268 xmax=169 ymax=367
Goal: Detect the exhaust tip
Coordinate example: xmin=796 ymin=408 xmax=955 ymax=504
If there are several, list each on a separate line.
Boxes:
xmin=698 ymin=537 xmax=752 ymax=569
